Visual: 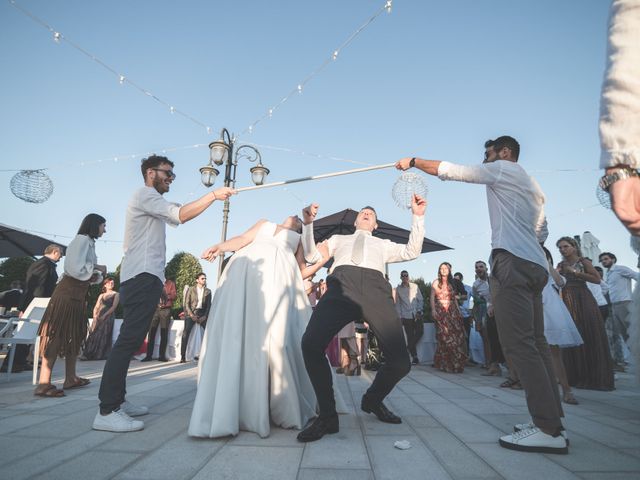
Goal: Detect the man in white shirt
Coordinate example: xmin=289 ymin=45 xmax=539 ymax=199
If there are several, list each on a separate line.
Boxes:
xmin=297 ymin=195 xmax=426 ymax=442
xmin=395 ymin=270 xmax=424 ymax=365
xmin=599 ymin=252 xmax=639 ymax=364
xmin=94 ymin=155 xmax=234 ymax=433
xmin=396 ymin=136 xmax=567 ymax=454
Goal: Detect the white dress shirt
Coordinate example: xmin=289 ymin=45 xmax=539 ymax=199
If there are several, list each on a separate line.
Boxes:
xmin=438 ymin=160 xmax=548 ymax=270
xmin=606 ymin=264 xmax=640 ymax=302
xmin=120 ymin=186 xmax=182 ymax=283
xmin=64 ymin=234 xmax=97 ymax=281
xmin=587 ymin=280 xmax=609 ymax=307
xmin=395 ymin=282 xmax=424 ymax=318
xmin=302 ymin=214 xmax=425 ymax=275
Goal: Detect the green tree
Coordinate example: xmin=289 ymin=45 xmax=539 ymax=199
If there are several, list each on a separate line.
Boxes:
xmin=411 ymin=276 xmax=433 ymax=323
xmin=165 ymin=251 xmax=203 ymax=316
xmin=0 ymin=256 xmax=35 ymax=291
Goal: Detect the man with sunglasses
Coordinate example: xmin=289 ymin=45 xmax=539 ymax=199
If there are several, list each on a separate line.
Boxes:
xmin=94 ymin=155 xmax=235 ymax=433
xmin=396 ymin=137 xmax=568 ymax=454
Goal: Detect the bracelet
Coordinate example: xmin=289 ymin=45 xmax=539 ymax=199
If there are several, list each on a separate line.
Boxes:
xmin=599 ymin=167 xmax=639 ymax=192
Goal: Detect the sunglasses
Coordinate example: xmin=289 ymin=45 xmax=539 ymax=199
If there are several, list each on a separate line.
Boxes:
xmin=152 ymin=168 xmax=176 ymax=179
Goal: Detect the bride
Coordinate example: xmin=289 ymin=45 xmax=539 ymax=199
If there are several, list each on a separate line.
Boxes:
xmin=189 ymin=215 xmax=339 ymax=438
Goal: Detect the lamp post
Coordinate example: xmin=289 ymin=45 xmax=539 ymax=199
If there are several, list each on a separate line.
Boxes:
xmin=200 ymin=128 xmax=270 ymax=277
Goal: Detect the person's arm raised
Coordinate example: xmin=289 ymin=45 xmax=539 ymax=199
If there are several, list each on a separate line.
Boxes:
xmin=179 ymin=187 xmax=236 ymax=224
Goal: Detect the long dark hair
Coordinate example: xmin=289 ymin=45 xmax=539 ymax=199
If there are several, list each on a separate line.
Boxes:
xmin=437 ymin=262 xmax=454 ymax=289
xmin=78 ymin=213 xmax=106 ymax=239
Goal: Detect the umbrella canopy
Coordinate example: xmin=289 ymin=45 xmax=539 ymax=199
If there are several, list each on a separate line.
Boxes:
xmin=0 ymin=223 xmax=66 ymax=258
xmin=312 ymin=209 xmax=451 ymax=253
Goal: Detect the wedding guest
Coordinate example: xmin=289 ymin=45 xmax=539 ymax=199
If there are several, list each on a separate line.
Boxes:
xmin=557 ymin=237 xmax=614 ymax=391
xmin=396 ymin=270 xmax=424 ymax=365
xmin=93 ymin=154 xmax=234 ymax=433
xmin=35 ymin=214 xmax=107 ymax=397
xmin=181 ymin=272 xmax=211 ymax=363
xmin=398 ymin=136 xmax=567 ymax=453
xmin=297 ymin=196 xmax=426 ymax=442
xmin=599 ymin=251 xmax=639 ymax=370
xmin=142 ymin=275 xmax=177 ymax=362
xmin=430 ymin=262 xmax=466 ymax=373
xmin=0 ymin=244 xmax=63 ymax=374
xmin=454 ymin=272 xmax=474 ymax=361
xmin=82 ymin=277 xmax=119 ymax=361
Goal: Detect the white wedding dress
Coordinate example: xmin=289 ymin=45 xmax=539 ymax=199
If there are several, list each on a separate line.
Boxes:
xmin=189 ymin=222 xmax=335 ymax=438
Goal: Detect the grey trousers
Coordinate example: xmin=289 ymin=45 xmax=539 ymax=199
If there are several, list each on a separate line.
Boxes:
xmin=490 ymin=250 xmax=563 ymax=431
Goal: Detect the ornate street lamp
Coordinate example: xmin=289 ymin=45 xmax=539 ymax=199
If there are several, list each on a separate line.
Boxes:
xmin=199 ymin=128 xmax=270 ymax=276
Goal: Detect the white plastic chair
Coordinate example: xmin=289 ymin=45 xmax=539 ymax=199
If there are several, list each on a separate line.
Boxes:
xmin=0 ymin=297 xmax=49 ymax=383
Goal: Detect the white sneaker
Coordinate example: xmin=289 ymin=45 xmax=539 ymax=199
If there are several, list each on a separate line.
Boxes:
xmin=514 ymin=421 xmax=569 ymax=444
xmin=92 ymin=409 xmax=144 ymax=432
xmin=120 ymin=401 xmax=149 ymax=417
xmin=500 ymin=426 xmax=568 ymax=454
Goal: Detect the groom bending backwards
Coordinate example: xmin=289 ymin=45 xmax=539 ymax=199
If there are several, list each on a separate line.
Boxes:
xmin=297 ymin=194 xmax=426 ymax=442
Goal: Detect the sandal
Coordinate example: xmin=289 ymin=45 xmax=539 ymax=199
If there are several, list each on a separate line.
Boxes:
xmin=63 ymin=377 xmax=91 ymax=389
xmin=563 ymin=392 xmax=579 ymax=405
xmin=500 ymin=378 xmax=518 ymax=388
xmin=34 ymin=384 xmax=66 ymax=398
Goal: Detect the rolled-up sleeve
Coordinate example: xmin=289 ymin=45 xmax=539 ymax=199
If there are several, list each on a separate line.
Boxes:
xmin=385 ymin=214 xmax=425 ymax=263
xmin=438 ymin=161 xmax=501 ymax=185
xmin=139 ymin=188 xmax=181 ymax=226
xmin=599 ymin=0 xmax=640 ymax=168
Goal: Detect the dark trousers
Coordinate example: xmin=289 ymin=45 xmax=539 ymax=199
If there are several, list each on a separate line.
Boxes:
xmin=486 ymin=315 xmax=505 ymax=364
xmin=401 ymin=317 xmax=424 ymax=357
xmin=490 ymin=250 xmax=563 ymax=431
xmin=301 ymin=266 xmax=410 ymax=417
xmin=99 ymin=273 xmax=163 ymax=414
xmin=180 ymin=309 xmax=205 ymax=359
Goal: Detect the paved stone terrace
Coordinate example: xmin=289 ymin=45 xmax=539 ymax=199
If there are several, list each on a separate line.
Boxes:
xmin=1 ymin=359 xmax=639 ymax=480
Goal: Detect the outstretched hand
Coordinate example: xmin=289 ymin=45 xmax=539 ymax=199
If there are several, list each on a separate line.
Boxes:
xmin=411 ymin=194 xmax=427 ymax=216
xmin=201 ymin=245 xmax=221 ymax=262
xmin=395 ymin=157 xmax=414 ymax=171
xmin=302 ymin=203 xmax=319 ymax=225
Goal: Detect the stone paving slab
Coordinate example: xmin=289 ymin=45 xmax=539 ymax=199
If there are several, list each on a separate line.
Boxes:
xmin=1 ymin=357 xmax=639 ymax=479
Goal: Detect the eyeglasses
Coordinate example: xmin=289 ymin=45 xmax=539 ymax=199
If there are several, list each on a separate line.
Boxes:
xmin=152 ymin=168 xmax=176 ymax=179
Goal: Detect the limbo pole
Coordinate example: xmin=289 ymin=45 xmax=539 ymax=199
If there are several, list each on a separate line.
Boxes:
xmin=235 ymin=163 xmax=396 ymax=193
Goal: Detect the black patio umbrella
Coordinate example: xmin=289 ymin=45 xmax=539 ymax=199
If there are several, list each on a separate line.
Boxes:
xmin=0 ymin=223 xmax=66 ymax=258
xmin=312 ymin=209 xmax=451 ymax=253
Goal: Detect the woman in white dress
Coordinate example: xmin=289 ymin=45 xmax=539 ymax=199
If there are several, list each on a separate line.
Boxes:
xmin=542 ymin=247 xmax=583 ymax=405
xmin=189 ymin=215 xmax=334 ymax=438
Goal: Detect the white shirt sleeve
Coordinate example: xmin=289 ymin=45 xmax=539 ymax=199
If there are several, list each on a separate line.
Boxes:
xmin=437 ymin=161 xmax=502 ymax=185
xmin=384 ymin=215 xmax=425 ymax=263
xmin=64 ymin=235 xmax=96 ymax=281
xmin=301 ymin=223 xmax=322 ymax=263
xmin=599 ymin=0 xmax=640 ymax=169
xmin=139 ymin=188 xmax=182 ymax=226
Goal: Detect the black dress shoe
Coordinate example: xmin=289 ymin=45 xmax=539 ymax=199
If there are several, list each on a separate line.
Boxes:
xmin=297 ymin=415 xmax=339 ymax=442
xmin=361 ymin=399 xmax=402 ymax=424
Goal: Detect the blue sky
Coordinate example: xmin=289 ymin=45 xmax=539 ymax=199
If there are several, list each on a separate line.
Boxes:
xmin=1 ymin=0 xmax=636 ymax=287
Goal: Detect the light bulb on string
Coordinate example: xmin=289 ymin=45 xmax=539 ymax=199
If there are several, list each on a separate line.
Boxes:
xmin=385 ymin=1 xmax=393 ymax=14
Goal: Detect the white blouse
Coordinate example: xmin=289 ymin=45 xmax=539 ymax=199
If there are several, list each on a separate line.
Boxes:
xmin=64 ymin=234 xmax=98 ymax=281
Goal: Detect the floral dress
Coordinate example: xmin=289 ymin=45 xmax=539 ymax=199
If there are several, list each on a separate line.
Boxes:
xmin=432 ymin=281 xmax=468 ymax=373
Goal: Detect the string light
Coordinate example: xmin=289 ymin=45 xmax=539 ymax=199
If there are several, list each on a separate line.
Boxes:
xmin=241 ymin=0 xmax=393 ymax=137
xmin=7 ymin=0 xmax=216 ymax=135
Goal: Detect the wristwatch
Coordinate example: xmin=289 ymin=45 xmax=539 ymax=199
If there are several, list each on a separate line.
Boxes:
xmin=599 ymin=167 xmax=639 ymax=192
